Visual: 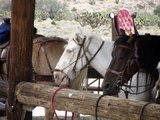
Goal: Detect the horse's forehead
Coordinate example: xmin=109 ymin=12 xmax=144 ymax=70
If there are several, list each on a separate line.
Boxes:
xmin=72 ymin=35 xmax=82 ymax=43
xmin=68 ymin=33 xmax=84 ymax=45
xmin=67 ymin=40 xmax=78 ymax=49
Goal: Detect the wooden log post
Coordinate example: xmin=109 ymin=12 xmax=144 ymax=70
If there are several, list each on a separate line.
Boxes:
xmin=7 ymin=0 xmax=35 ymax=120
xmin=0 ymin=80 xmax=8 ymax=98
xmin=16 ymin=82 xmax=160 ymax=120
xmin=0 ymin=80 xmax=8 ymax=116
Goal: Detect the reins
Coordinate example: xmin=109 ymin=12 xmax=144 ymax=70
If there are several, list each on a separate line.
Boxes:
xmin=80 ymin=41 xmax=104 ymax=71
xmin=107 ymin=40 xmax=139 ymax=86
xmin=95 ymin=93 xmax=155 ymax=120
xmin=51 ymin=86 xmax=74 ymax=120
xmin=139 ymin=102 xmax=154 ymax=120
xmin=120 ymin=84 xmax=154 ymax=95
xmin=41 ymin=41 xmax=54 ymax=75
xmin=95 ymin=93 xmax=107 ymax=120
xmin=73 ymin=36 xmax=87 ymax=72
xmin=32 ymin=40 xmax=54 ymax=81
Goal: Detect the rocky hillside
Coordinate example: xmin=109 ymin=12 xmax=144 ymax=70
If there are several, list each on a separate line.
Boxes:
xmin=64 ymin=0 xmax=159 ymax=13
xmin=34 ymin=0 xmax=160 ymax=39
xmin=0 ymin=0 xmax=159 ymax=39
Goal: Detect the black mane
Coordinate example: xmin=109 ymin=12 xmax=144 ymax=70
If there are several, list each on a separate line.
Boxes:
xmin=114 ymin=36 xmax=130 ymax=46
xmin=135 ymin=35 xmax=160 ymax=73
xmin=115 ymin=35 xmax=160 ymax=73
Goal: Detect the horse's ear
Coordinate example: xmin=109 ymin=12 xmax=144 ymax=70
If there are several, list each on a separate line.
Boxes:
xmin=64 ymin=44 xmax=67 ymax=49
xmin=75 ymin=33 xmax=82 ymax=44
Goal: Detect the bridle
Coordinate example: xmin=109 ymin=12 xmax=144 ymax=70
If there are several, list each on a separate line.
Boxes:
xmin=32 ymin=39 xmax=56 ymax=81
xmin=54 ymin=35 xmax=104 ymax=86
xmin=107 ymin=40 xmax=140 ymax=87
xmin=106 ymin=40 xmax=155 ymax=96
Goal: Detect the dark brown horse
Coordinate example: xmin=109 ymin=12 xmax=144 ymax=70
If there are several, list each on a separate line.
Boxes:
xmin=103 ymin=35 xmax=160 ymax=100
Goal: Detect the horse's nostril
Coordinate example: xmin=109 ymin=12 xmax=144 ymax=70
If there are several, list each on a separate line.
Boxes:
xmin=54 ymin=72 xmax=59 ymax=80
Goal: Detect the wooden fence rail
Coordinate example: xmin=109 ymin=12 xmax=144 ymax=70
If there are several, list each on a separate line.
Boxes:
xmin=15 ymin=82 xmax=160 ymax=120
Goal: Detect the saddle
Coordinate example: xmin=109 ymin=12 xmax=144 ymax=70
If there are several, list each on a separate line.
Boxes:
xmin=0 ymin=98 xmax=5 ymax=116
xmin=0 ymin=39 xmax=9 ymax=61
xmin=110 ymin=8 xmax=138 ymax=41
xmin=0 ymin=34 xmax=44 ymax=62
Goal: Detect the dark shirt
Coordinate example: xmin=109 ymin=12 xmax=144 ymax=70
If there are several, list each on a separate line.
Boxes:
xmin=0 ymin=21 xmax=10 ymax=42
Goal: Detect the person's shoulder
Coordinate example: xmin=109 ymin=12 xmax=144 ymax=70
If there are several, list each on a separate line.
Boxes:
xmin=3 ymin=18 xmax=11 ymax=24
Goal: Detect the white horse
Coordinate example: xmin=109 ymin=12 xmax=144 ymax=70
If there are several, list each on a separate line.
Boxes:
xmin=54 ymin=28 xmax=153 ymax=101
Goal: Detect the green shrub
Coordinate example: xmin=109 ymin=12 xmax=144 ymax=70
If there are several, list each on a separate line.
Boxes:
xmin=0 ymin=0 xmax=11 ymax=12
xmin=136 ymin=4 xmax=145 ymax=10
xmin=0 ymin=0 xmax=11 ymax=18
xmin=0 ymin=11 xmax=11 ymax=18
xmin=154 ymin=5 xmax=160 ymax=17
xmin=35 ymin=0 xmax=71 ymax=21
xmin=148 ymin=1 xmax=156 ymax=8
xmin=135 ymin=12 xmax=159 ymax=29
xmin=89 ymin=0 xmax=96 ymax=5
xmin=75 ymin=11 xmax=110 ymax=28
xmin=54 ymin=9 xmax=73 ymax=21
xmin=35 ymin=10 xmax=49 ymax=21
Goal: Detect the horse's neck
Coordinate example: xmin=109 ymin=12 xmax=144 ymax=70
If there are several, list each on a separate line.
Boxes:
xmin=89 ymin=40 xmax=113 ymax=77
xmin=119 ymin=71 xmax=153 ymax=101
xmin=32 ymin=40 xmax=66 ymax=75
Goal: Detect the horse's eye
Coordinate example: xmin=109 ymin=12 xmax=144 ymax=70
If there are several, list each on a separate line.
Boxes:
xmin=119 ymin=49 xmax=130 ymax=59
xmin=66 ymin=49 xmax=72 ymax=53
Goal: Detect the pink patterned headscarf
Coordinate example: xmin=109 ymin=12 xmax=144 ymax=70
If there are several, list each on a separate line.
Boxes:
xmin=116 ymin=8 xmax=135 ymax=36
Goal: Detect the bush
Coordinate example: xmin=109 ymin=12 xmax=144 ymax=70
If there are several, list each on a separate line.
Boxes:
xmin=35 ymin=0 xmax=71 ymax=21
xmin=35 ymin=10 xmax=49 ymax=21
xmin=154 ymin=5 xmax=160 ymax=17
xmin=0 ymin=0 xmax=11 ymax=18
xmin=74 ymin=11 xmax=110 ymax=28
xmin=0 ymin=0 xmax=11 ymax=12
xmin=0 ymin=11 xmax=11 ymax=18
xmin=134 ymin=12 xmax=159 ymax=29
xmin=89 ymin=0 xmax=96 ymax=5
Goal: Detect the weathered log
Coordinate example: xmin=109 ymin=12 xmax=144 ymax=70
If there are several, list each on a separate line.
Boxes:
xmin=16 ymin=82 xmax=160 ymax=120
xmin=0 ymin=102 xmax=6 ymax=116
xmin=0 ymin=80 xmax=54 ymax=99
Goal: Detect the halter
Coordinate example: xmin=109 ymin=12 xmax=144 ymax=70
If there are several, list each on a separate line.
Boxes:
xmin=54 ymin=36 xmax=104 ymax=86
xmin=107 ymin=40 xmax=140 ymax=86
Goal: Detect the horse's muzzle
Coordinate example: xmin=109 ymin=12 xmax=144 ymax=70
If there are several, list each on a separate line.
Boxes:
xmin=54 ymin=69 xmax=70 ymax=86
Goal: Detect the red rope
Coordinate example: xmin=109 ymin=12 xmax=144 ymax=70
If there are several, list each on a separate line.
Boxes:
xmin=51 ymin=86 xmax=74 ymax=120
